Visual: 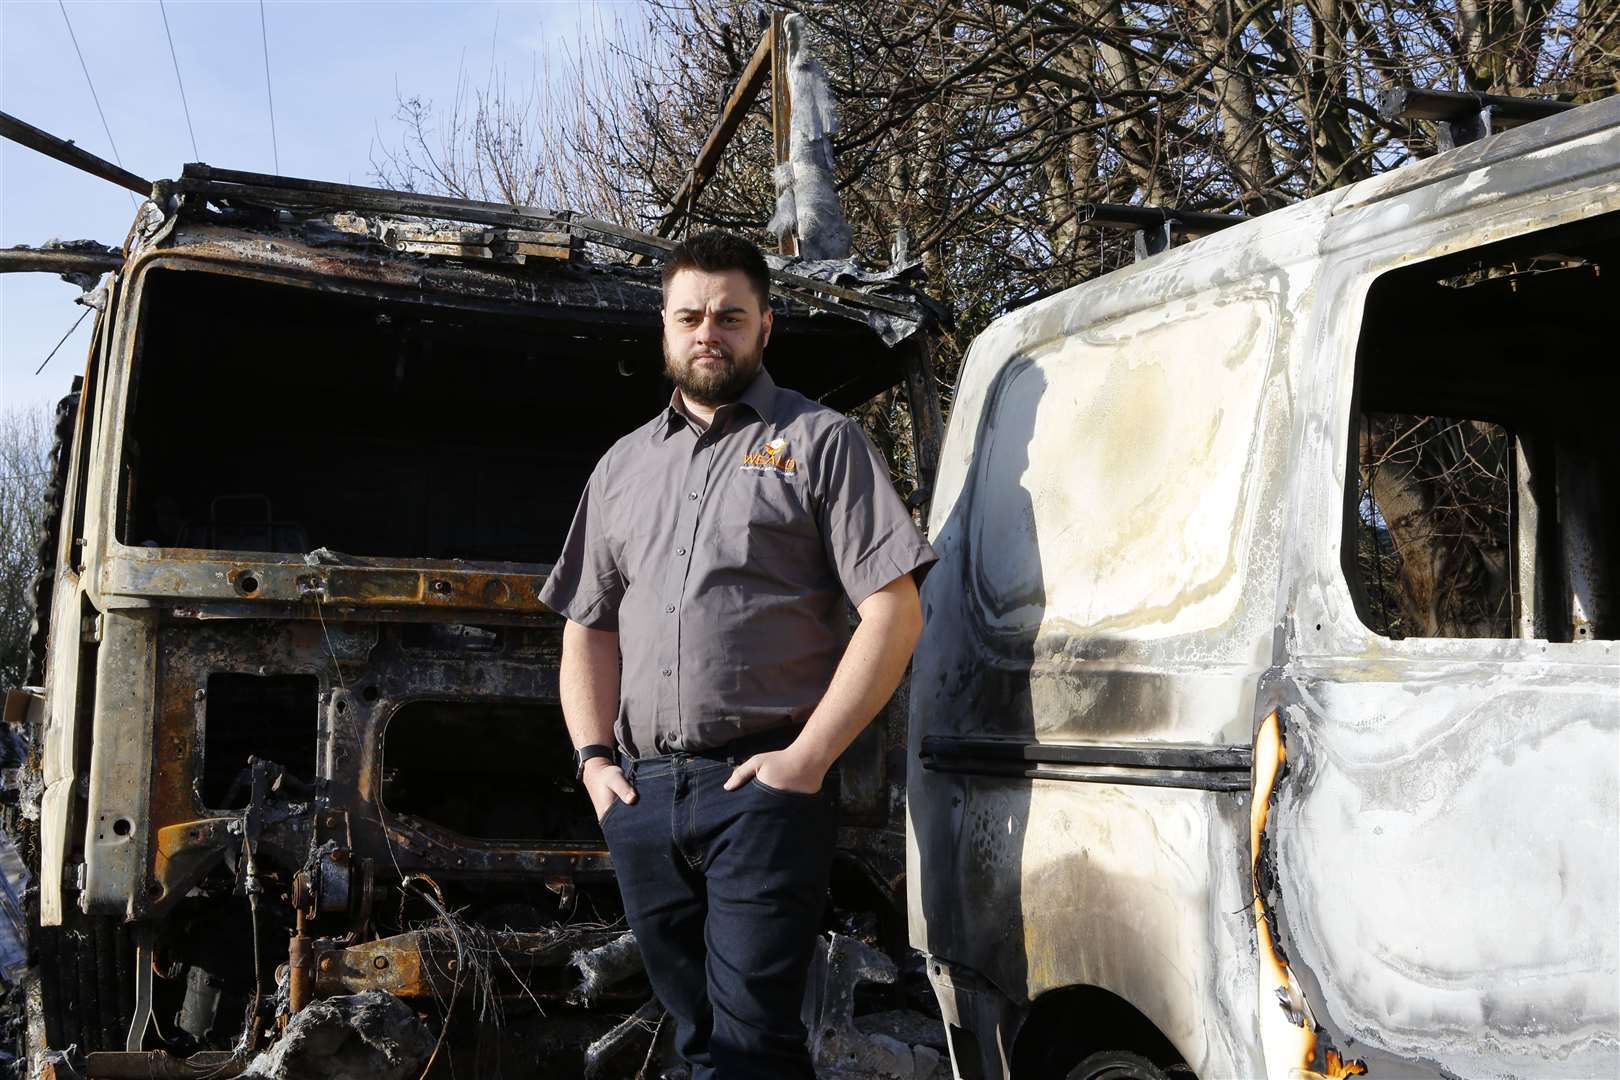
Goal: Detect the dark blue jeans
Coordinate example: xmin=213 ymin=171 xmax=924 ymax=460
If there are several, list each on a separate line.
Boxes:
xmin=599 ymin=748 xmax=836 ymax=1079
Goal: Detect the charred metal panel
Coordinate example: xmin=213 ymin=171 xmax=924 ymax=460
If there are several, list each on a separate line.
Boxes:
xmin=133 ymin=615 xmax=605 ymax=918
xmin=38 ymin=581 xmax=88 ymax=927
xmin=909 ymin=191 xmax=1315 ymax=1078
xmin=81 ymin=611 xmax=159 ymax=917
xmin=912 ymin=94 xmax=1620 ymax=1080
xmin=1269 ymin=672 xmax=1617 ymax=1078
xmin=1270 ymin=102 xmax=1620 ymax=1079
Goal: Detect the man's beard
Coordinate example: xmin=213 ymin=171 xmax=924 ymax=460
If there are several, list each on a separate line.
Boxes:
xmin=663 ymin=330 xmax=765 ymax=407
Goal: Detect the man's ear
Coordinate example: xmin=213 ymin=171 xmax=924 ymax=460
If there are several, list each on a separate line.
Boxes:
xmin=760 ymin=305 xmax=774 ymax=348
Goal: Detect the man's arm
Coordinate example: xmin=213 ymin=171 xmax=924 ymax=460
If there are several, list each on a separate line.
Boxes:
xmin=560 ymin=619 xmax=637 ymax=818
xmin=723 ymin=572 xmax=924 ymax=794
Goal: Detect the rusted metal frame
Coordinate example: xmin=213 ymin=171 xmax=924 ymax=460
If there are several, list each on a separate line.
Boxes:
xmin=180 ymin=166 xmax=653 ymax=262
xmin=139 ymin=243 xmax=667 ymax=338
xmin=371 ymin=813 xmax=615 ymax=876
xmin=650 ymin=23 xmax=776 ymax=241
xmin=770 ymin=11 xmax=797 ymax=258
xmin=767 ymin=268 xmax=924 ymax=319
xmin=171 ymin=172 xmax=922 ymax=325
xmin=0 ymin=110 xmax=152 ymax=196
xmin=146 ymin=767 xmax=616 ymax=917
xmin=101 ymin=551 xmax=552 ymax=616
xmin=0 ymin=244 xmax=124 ymax=277
xmin=176 ymin=166 xmax=656 ymax=259
xmin=310 ymin=926 xmax=620 ymax=999
xmin=173 ymin=173 xmax=570 ymax=233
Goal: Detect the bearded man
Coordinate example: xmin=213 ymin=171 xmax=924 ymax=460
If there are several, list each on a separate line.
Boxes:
xmin=539 ymin=230 xmax=934 ymax=1078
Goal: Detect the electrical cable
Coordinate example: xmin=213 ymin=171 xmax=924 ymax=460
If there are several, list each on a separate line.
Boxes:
xmin=34 ymin=307 xmax=91 ymax=376
xmin=56 ymin=0 xmax=137 ymax=207
xmin=258 ymin=0 xmax=280 ymax=173
xmin=158 ymin=0 xmax=200 ymax=160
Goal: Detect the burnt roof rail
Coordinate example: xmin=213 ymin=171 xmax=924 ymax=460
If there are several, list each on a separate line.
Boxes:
xmin=169 ymin=164 xmax=926 ymax=328
xmin=0 ymin=241 xmax=123 ymax=278
xmin=1378 ymin=86 xmax=1578 ymax=150
xmin=1073 ymin=201 xmax=1250 ymax=260
xmin=0 ymin=110 xmax=152 ymax=196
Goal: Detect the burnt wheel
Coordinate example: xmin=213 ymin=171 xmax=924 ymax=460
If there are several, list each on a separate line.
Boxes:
xmin=1065 ymin=1050 xmax=1171 ymax=1080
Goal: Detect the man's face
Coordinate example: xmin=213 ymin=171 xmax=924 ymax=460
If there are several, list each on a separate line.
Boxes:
xmin=661 ymin=268 xmax=773 ymax=408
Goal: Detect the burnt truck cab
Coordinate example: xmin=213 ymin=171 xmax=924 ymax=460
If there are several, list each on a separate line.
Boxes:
xmin=10 ymin=167 xmax=941 ymax=1073
xmin=909 ymin=97 xmax=1620 ymax=1078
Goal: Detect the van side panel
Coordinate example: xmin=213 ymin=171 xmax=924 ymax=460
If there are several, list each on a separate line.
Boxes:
xmin=911 ymin=240 xmax=1317 ymax=1078
xmin=1271 ymin=111 xmax=1620 ymax=1080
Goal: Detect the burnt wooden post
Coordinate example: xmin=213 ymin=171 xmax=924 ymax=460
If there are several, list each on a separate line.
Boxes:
xmin=647 ymin=27 xmax=775 ymax=244
xmin=769 ymin=12 xmax=797 ymax=257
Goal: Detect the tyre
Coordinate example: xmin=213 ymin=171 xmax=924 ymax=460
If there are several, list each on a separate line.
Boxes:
xmin=1066 ymin=1050 xmax=1171 ymax=1080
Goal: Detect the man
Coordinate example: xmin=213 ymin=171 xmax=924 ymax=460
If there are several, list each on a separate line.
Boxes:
xmin=539 ymin=230 xmax=934 ymax=1078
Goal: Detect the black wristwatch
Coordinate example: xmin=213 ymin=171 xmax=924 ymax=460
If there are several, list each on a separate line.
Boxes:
xmin=573 ymin=744 xmax=615 ymax=779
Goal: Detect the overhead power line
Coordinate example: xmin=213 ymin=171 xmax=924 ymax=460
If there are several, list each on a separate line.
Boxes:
xmin=56 ymin=0 xmax=136 ymax=207
xmin=258 ymin=0 xmax=280 ymax=173
xmin=159 ymin=0 xmax=200 ymax=160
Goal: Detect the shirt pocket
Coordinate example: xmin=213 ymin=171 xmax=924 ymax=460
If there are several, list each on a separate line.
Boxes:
xmin=709 ymin=471 xmax=824 ymax=584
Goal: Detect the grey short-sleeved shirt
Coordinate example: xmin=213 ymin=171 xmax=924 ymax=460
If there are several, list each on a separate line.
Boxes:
xmin=539 ymin=368 xmax=936 ymax=756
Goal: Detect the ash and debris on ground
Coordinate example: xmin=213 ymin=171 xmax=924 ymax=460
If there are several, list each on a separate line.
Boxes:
xmin=241 ymin=991 xmax=435 ymax=1080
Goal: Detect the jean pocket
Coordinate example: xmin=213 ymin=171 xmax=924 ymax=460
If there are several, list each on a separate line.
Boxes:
xmin=597 ymin=798 xmax=626 ymax=827
xmin=749 ymin=776 xmax=821 ymax=799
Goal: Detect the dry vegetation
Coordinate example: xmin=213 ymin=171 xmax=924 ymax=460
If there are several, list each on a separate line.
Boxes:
xmin=0 ymin=405 xmax=54 ymax=690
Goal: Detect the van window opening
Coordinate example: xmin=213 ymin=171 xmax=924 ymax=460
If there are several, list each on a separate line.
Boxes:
xmin=117 ymin=268 xmax=656 ymax=563
xmin=1346 ymin=211 xmax=1619 ymax=642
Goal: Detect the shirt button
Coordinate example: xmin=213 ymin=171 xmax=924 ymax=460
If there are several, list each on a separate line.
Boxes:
xmin=665 ymin=604 xmax=676 ymax=613
xmin=687 ymin=491 xmax=698 ymax=500
xmin=662 ymin=668 xmax=672 ymax=677
xmin=676 ymin=547 xmax=686 ymax=557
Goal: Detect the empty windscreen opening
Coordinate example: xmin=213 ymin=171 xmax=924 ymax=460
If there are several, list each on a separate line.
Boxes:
xmin=203 ymin=673 xmax=319 ymax=808
xmin=120 ymin=269 xmax=662 ymax=563
xmin=1347 ymin=211 xmax=1619 ymax=641
xmin=381 ymin=701 xmax=597 ymax=843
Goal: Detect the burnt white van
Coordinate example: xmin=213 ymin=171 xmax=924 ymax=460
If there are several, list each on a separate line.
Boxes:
xmin=908 ymin=95 xmax=1619 ymax=1079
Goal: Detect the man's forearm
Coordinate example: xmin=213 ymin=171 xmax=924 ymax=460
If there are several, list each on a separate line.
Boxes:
xmin=560 ymin=620 xmax=621 ymax=748
xmin=791 ymin=574 xmax=923 ymax=773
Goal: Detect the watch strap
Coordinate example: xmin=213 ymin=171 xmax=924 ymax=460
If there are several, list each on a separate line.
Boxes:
xmin=574 ymin=743 xmax=615 ymax=779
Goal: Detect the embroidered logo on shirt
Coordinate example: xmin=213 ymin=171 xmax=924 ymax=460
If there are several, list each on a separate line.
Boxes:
xmin=740 ymin=437 xmax=798 ymax=476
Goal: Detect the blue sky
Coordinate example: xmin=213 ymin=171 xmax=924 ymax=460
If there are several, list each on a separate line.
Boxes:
xmin=2 ymin=0 xmax=623 ymax=413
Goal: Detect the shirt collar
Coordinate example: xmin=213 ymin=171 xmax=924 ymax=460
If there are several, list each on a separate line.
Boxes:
xmin=655 ymin=367 xmax=778 ymax=441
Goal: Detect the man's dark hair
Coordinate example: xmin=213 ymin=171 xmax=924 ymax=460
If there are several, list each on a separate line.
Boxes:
xmin=661 ymin=230 xmax=771 ymax=310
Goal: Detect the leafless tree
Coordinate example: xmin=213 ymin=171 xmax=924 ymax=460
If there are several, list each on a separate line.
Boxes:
xmin=0 ymin=405 xmax=54 ymax=690
xmin=1358 ymin=415 xmax=1512 ymax=638
xmin=380 ymin=2 xmax=1615 ymax=344
xmin=379 ymin=0 xmax=1616 ymax=630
